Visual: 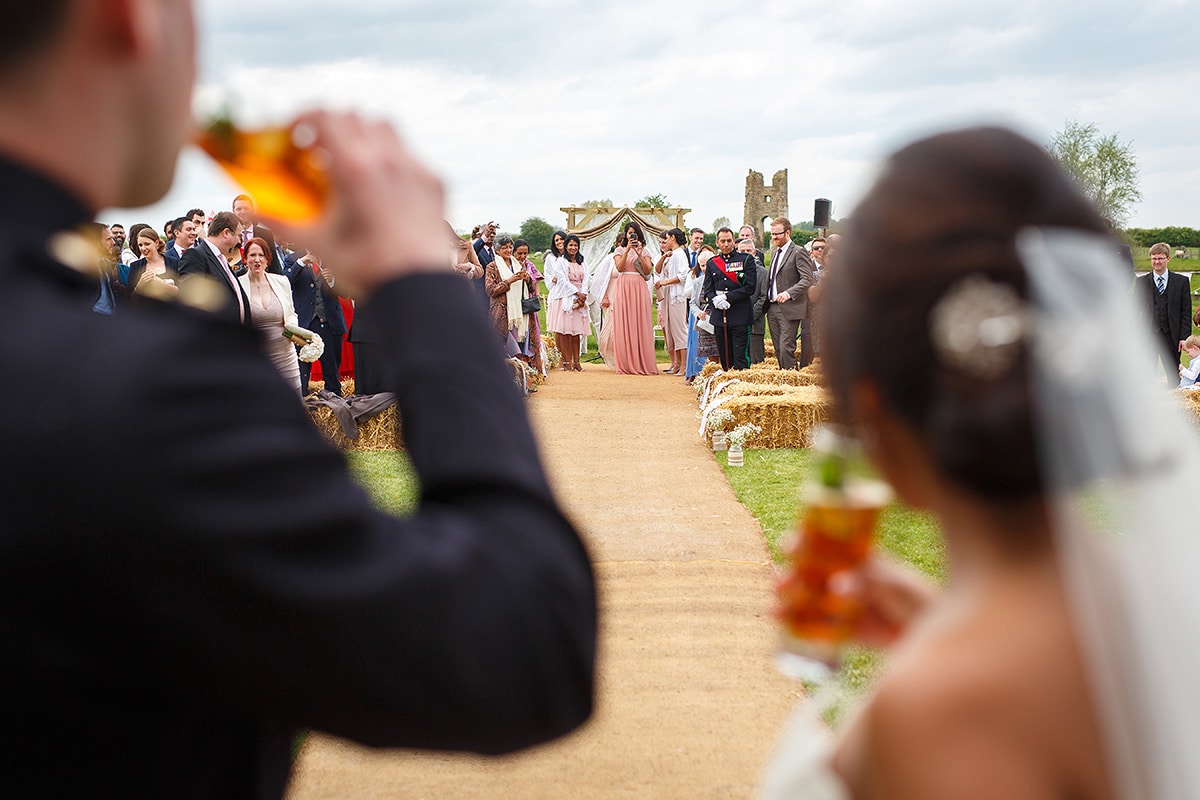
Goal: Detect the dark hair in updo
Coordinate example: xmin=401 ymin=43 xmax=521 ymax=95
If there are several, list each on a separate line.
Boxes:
xmin=822 ymin=127 xmax=1108 ymax=500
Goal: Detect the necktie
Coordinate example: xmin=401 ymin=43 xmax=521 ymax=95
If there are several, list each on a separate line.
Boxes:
xmin=770 ymin=247 xmax=783 ymax=295
xmin=1157 ymin=275 xmax=1166 ymax=294
xmin=689 ymin=250 xmax=697 ymax=269
xmin=217 ymin=250 xmax=246 ymax=323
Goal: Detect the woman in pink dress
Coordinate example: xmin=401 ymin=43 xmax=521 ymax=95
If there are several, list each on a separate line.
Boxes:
xmin=546 ymin=233 xmax=591 ymax=371
xmin=610 ymin=221 xmax=658 ymax=375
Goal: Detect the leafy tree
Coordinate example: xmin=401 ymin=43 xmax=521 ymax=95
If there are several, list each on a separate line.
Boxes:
xmin=1048 ymin=120 xmax=1141 ymax=227
xmin=634 ymin=193 xmax=670 ymax=209
xmin=579 ymin=198 xmax=613 ymax=208
xmin=790 ymin=229 xmax=816 ymax=247
xmin=1126 ymin=227 xmax=1200 ymax=248
xmin=518 ymin=217 xmax=554 ymax=252
xmin=712 ymin=216 xmax=731 ymax=232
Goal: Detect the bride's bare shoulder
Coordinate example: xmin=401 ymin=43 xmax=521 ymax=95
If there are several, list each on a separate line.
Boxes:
xmin=834 ymin=595 xmax=1105 ymax=799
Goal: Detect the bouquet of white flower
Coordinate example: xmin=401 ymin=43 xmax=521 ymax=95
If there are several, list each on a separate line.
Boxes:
xmin=706 ymin=408 xmax=734 ymax=434
xmin=284 ymin=323 xmax=325 ymax=363
xmin=725 ymin=423 xmax=761 ymax=448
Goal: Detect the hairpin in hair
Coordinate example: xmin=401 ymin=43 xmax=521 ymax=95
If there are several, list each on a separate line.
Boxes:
xmin=929 ymin=274 xmax=1031 ymax=379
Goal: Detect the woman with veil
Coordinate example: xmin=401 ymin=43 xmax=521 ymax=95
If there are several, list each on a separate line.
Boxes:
xmin=762 ymin=126 xmax=1200 ymax=799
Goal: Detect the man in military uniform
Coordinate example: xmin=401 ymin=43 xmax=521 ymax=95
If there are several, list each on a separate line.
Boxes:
xmin=0 ymin=1 xmax=596 ymax=797
xmin=702 ymin=226 xmax=758 ymax=370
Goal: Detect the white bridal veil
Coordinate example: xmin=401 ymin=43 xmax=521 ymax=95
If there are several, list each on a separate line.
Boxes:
xmin=1020 ymin=227 xmax=1200 ymax=799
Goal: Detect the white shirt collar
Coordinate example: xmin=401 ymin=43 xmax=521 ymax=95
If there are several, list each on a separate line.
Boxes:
xmin=202 ymin=237 xmax=227 ymax=262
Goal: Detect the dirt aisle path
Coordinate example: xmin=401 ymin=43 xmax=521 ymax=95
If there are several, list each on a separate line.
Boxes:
xmin=286 ymin=363 xmax=800 ymax=799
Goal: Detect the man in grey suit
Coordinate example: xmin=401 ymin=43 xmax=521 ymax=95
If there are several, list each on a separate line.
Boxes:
xmin=763 ymin=217 xmax=815 ymax=369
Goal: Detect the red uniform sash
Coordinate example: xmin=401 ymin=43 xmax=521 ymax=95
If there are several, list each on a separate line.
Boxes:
xmin=711 ymin=256 xmax=741 ymax=284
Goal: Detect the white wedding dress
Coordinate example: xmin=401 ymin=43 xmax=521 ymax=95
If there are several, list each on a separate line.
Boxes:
xmin=760 ymin=703 xmax=848 ymax=800
xmin=761 ymin=229 xmax=1200 ymax=799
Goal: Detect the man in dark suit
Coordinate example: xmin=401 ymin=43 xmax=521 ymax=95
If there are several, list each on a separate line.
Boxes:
xmin=1140 ymin=242 xmax=1193 ymax=378
xmin=763 ymin=217 xmax=815 ymax=370
xmin=233 ymin=193 xmax=283 ymax=273
xmin=702 ymin=226 xmax=758 ymax=370
xmin=163 ymin=215 xmax=193 ymax=271
xmin=288 ymin=250 xmax=348 ymax=395
xmin=740 ymin=234 xmax=768 ymax=364
xmin=471 ymin=220 xmax=497 ymax=311
xmin=0 ymin=3 xmax=596 ymax=798
xmin=177 ymin=210 xmax=251 ymax=326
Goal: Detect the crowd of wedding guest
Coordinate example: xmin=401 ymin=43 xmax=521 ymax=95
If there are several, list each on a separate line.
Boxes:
xmin=95 ymin=201 xmax=840 ymax=398
xmin=465 ymin=217 xmax=840 ymax=388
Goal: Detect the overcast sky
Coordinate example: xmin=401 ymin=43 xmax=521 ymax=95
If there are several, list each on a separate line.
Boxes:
xmin=109 ymin=0 xmax=1200 ymax=235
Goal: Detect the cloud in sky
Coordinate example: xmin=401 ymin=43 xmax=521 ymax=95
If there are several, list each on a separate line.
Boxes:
xmin=110 ymin=0 xmax=1200 ymax=234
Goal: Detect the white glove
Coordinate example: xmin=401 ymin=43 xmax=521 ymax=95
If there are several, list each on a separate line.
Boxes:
xmin=713 ymin=293 xmax=731 ymax=310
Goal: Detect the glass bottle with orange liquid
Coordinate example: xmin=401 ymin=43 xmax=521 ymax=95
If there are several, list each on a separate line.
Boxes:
xmin=192 ymin=115 xmax=327 ymax=223
xmin=776 ymin=425 xmax=891 ymax=680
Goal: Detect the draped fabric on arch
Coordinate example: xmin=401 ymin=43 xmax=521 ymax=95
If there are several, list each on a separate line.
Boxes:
xmin=571 ymin=207 xmax=668 ymax=274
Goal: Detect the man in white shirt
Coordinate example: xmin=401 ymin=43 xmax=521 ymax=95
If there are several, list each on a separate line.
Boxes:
xmin=164 ymin=216 xmax=196 ymax=272
xmin=763 ymin=218 xmax=815 ymax=369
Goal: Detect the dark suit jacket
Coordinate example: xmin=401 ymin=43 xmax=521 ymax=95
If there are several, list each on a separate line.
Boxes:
xmin=763 ymin=243 xmax=815 ymax=321
xmin=1 ymin=155 xmax=596 ymax=798
xmin=701 ymin=250 xmax=758 ymax=327
xmin=750 ymin=263 xmax=768 ymax=335
xmin=1140 ymin=269 xmax=1192 ymax=344
xmin=288 ymin=258 xmax=347 ymax=336
xmin=163 ymin=245 xmax=180 ymax=272
xmin=471 ymin=239 xmax=495 ymax=310
xmin=177 ymin=239 xmax=253 ymax=326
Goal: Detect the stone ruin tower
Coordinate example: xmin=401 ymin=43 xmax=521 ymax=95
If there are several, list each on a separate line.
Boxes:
xmin=744 ymin=169 xmax=788 ymax=244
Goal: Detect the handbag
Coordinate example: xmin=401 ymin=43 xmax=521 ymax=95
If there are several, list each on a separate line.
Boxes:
xmin=521 ymin=295 xmax=542 ymax=314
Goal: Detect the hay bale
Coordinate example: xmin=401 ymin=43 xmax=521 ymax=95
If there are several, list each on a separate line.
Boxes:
xmin=710 ymin=383 xmax=816 ymax=401
xmin=710 ymin=367 xmax=824 ymax=389
xmin=763 ymin=340 xmax=801 ymax=361
xmin=694 ymin=364 xmax=824 ymax=409
xmin=306 ymin=402 xmax=404 ymax=452
xmin=305 ymin=377 xmax=357 ymax=396
xmin=699 ymin=384 xmax=831 ymax=448
xmin=1177 ymin=389 xmax=1200 ymax=425
xmin=715 ymin=386 xmax=832 ymax=448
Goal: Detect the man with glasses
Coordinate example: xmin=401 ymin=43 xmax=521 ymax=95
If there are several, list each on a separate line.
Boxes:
xmin=1140 ymin=241 xmax=1192 ymax=379
xmin=763 ymin=218 xmax=815 ymax=369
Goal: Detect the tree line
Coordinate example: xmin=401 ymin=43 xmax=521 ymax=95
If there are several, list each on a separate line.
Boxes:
xmin=1125 ymin=227 xmax=1200 ymax=248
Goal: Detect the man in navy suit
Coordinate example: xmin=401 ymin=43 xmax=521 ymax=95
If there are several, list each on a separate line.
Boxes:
xmin=471 ymin=220 xmax=497 ymax=311
xmin=177 ymin=211 xmax=251 ymax=326
xmin=1139 ymin=242 xmax=1193 ymax=378
xmin=288 ymin=251 xmax=348 ymax=395
xmin=0 ymin=3 xmax=595 ymax=796
xmin=163 ymin=215 xmax=194 ymax=271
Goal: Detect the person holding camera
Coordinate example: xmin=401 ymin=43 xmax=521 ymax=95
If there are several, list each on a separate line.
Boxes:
xmin=610 ymin=221 xmax=658 ymax=375
xmin=486 ymin=235 xmax=538 ymax=361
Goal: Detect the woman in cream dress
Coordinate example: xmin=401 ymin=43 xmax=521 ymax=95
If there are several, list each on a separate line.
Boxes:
xmin=594 ymin=231 xmax=625 ymax=366
xmin=238 ymin=237 xmax=303 ymax=395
